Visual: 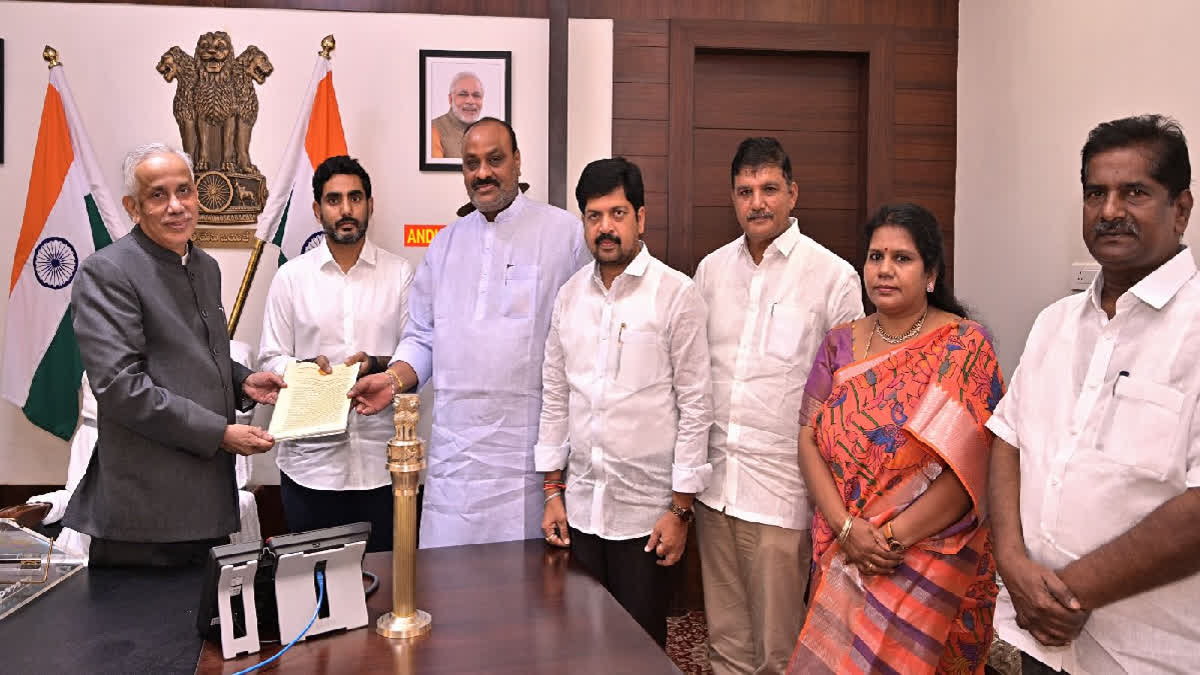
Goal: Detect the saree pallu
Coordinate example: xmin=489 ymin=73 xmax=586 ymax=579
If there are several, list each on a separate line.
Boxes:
xmin=787 ymin=321 xmax=1004 ymax=675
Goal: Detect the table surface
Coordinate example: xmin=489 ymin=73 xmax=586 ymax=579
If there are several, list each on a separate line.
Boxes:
xmin=1 ymin=539 xmax=680 ymax=674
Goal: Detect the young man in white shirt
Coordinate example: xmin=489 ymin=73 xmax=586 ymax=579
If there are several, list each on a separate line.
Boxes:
xmin=535 ymin=157 xmax=714 ymax=646
xmin=258 ymin=156 xmax=414 ymax=552
xmin=692 ymin=137 xmax=863 ymax=674
xmin=989 ymin=114 xmax=1200 ymax=674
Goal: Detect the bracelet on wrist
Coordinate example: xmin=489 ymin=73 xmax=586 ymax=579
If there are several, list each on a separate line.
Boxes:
xmin=385 ymin=368 xmax=404 ymax=394
xmin=544 ymin=491 xmax=563 ymax=504
xmin=836 ymin=514 xmax=855 ymax=544
xmin=668 ymin=503 xmax=694 ymax=523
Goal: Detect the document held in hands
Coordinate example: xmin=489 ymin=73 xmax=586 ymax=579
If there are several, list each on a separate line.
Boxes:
xmin=268 ymin=361 xmax=359 ymax=441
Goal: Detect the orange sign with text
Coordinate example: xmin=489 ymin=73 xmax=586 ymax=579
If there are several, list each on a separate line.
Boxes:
xmin=404 ymin=224 xmax=445 ymax=247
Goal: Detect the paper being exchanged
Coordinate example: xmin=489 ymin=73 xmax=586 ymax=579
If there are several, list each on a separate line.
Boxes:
xmin=268 ymin=361 xmax=359 ymax=441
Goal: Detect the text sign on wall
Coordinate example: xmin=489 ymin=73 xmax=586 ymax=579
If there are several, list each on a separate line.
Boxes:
xmin=404 ymin=224 xmax=445 ymax=247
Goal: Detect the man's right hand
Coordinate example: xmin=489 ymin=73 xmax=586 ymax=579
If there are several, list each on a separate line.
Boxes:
xmin=348 ymin=372 xmax=394 ymax=415
xmin=998 ymin=551 xmax=1090 ymax=646
xmin=542 ymin=495 xmax=570 ymax=547
xmin=221 ymin=424 xmax=275 ymax=456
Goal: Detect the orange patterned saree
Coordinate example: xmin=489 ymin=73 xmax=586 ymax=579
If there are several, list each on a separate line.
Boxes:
xmin=787 ymin=321 xmax=1003 ymax=675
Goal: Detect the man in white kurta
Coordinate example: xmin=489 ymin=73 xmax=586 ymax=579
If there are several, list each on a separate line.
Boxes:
xmin=350 ymin=119 xmax=590 ymax=548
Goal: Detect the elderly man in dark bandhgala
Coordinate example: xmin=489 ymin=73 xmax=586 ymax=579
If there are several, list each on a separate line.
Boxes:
xmin=66 ymin=143 xmax=283 ymax=567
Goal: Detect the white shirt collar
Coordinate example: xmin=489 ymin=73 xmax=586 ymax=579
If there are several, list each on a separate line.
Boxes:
xmin=1090 ymin=246 xmax=1196 ymax=312
xmin=316 ymin=237 xmax=378 ymax=272
xmin=593 ymin=241 xmax=651 ymax=283
xmin=490 ymin=191 xmax=529 ymax=226
xmin=740 ymin=217 xmax=801 ymax=260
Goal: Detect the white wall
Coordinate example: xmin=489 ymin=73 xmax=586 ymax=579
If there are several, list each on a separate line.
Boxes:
xmin=957 ymin=0 xmax=1200 ymax=378
xmin=0 ymin=2 xmax=611 ymax=484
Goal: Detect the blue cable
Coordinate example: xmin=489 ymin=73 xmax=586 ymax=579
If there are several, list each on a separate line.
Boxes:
xmin=233 ymin=569 xmax=325 ymax=675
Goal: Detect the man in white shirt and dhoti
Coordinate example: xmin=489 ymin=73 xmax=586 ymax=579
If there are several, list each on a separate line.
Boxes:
xmin=693 ymin=137 xmax=864 ymax=674
xmin=259 ymin=156 xmax=413 ymax=552
xmin=536 ymin=157 xmax=713 ymax=646
xmin=989 ymin=114 xmax=1200 ymax=674
xmin=350 ymin=118 xmax=591 ymax=548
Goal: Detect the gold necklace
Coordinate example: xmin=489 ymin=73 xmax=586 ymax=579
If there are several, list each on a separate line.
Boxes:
xmin=863 ymin=306 xmax=928 ymax=357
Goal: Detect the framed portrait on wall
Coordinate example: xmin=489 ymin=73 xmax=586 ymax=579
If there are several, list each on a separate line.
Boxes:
xmin=419 ymin=49 xmax=511 ymax=172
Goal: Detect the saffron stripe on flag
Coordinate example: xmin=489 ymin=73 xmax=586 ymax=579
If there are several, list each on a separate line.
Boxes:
xmin=12 ymin=85 xmax=74 ymax=294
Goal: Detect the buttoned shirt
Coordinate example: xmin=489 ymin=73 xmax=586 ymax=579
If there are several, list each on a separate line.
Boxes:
xmin=987 ymin=247 xmax=1200 ymax=674
xmin=535 ymin=244 xmax=714 ymax=539
xmin=693 ymin=220 xmax=863 ymax=530
xmin=259 ymin=239 xmax=413 ymax=491
xmin=392 ymin=192 xmax=592 ymax=548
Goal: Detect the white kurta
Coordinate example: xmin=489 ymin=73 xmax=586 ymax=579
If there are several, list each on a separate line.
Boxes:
xmin=393 ymin=193 xmax=591 ymax=548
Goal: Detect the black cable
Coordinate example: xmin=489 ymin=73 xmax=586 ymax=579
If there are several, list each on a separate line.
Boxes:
xmin=362 ymin=570 xmax=379 ymax=597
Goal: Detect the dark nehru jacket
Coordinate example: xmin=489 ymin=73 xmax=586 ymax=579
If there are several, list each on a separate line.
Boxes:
xmin=64 ymin=226 xmax=252 ymax=542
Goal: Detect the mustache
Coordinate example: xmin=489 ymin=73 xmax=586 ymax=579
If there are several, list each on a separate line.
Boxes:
xmin=336 ymin=218 xmax=359 ymax=228
xmin=748 ymin=210 xmax=773 ymax=220
xmin=595 ymin=233 xmax=621 ymax=246
xmin=1094 ymin=218 xmax=1139 ymax=236
xmin=472 ymin=178 xmax=499 ymax=190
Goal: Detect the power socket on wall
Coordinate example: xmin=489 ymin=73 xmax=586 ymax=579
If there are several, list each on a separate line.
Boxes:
xmin=1070 ymin=262 xmax=1100 ymax=292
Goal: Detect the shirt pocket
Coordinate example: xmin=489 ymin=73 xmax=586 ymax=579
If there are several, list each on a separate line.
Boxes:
xmin=500 ymin=264 xmax=539 ymax=319
xmin=616 ymin=329 xmax=660 ymax=392
xmin=1101 ymin=375 xmax=1185 ymax=479
xmin=763 ymin=304 xmax=817 ymax=363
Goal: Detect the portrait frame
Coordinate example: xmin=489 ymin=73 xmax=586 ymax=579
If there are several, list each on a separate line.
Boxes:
xmin=419 ymin=49 xmax=511 ymax=172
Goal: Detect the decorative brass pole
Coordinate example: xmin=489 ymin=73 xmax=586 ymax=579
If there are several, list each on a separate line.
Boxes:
xmin=43 ymin=46 xmax=61 ymax=68
xmin=376 ymin=393 xmax=432 ymax=639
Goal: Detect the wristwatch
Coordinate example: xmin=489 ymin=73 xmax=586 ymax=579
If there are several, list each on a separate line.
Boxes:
xmin=668 ymin=503 xmax=694 ymax=523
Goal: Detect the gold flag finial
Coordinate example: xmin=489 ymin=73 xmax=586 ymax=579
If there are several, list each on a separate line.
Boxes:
xmin=319 ymin=35 xmax=336 ymax=59
xmin=43 ymin=46 xmax=60 ymax=68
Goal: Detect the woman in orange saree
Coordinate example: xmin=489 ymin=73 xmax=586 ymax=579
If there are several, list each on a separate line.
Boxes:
xmin=788 ymin=204 xmax=1004 ymax=675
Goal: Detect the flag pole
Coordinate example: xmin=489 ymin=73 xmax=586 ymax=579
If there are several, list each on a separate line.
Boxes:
xmin=227 ymin=35 xmax=335 ymax=339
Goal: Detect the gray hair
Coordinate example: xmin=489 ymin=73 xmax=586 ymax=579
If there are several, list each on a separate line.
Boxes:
xmin=448 ymin=71 xmax=484 ymax=97
xmin=122 ymin=143 xmax=194 ymax=197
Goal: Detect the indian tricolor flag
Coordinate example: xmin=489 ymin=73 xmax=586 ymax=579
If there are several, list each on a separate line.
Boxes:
xmin=1 ymin=62 xmax=125 ymax=440
xmin=256 ymin=53 xmax=347 ymax=265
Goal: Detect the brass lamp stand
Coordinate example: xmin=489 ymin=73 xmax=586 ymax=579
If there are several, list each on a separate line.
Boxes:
xmin=375 ymin=393 xmax=433 ymax=639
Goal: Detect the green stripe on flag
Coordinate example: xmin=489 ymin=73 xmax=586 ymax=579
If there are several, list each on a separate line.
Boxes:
xmin=85 ymin=193 xmax=113 ymax=249
xmin=274 ymin=191 xmax=292 ymax=267
xmin=23 ymin=308 xmax=83 ymax=440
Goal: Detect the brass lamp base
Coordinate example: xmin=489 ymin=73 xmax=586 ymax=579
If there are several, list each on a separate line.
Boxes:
xmin=376 ymin=609 xmax=432 ymax=639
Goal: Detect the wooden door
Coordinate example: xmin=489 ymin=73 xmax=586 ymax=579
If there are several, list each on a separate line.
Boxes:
xmin=668 ymin=21 xmax=893 ymax=275
xmin=690 ymin=49 xmax=866 ymax=272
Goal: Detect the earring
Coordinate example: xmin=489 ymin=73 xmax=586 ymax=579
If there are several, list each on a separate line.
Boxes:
xmin=926 ymin=282 xmax=934 ymax=292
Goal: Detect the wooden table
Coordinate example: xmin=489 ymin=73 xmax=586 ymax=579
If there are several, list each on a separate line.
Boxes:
xmin=197 ymin=539 xmax=680 ymax=674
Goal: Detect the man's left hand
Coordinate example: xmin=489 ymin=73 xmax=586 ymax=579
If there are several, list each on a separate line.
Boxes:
xmin=242 ymin=371 xmax=286 ymax=404
xmin=645 ymin=511 xmax=689 ymax=567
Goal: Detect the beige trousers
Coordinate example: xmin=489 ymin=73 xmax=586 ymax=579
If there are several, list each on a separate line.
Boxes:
xmin=695 ymin=502 xmax=812 ymax=675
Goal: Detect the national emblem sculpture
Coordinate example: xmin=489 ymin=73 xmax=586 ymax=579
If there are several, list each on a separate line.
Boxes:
xmin=158 ymin=32 xmax=274 ymax=225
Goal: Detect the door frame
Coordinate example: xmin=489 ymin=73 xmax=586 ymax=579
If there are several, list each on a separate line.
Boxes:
xmin=667 ymin=19 xmax=895 ymax=272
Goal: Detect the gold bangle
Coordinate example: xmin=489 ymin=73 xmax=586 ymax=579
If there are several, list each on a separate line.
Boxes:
xmin=836 ymin=514 xmax=854 ymax=544
xmin=385 ymin=368 xmax=404 ymax=394
xmin=884 ymin=521 xmax=907 ymax=552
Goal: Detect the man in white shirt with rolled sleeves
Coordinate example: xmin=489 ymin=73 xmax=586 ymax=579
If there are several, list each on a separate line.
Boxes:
xmin=989 ymin=114 xmax=1200 ymax=675
xmin=258 ymin=155 xmax=413 ymax=553
xmin=694 ymin=137 xmax=863 ymax=675
xmin=537 ymin=157 xmax=713 ymax=647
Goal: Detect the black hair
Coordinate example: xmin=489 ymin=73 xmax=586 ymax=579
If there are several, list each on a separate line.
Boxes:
xmin=312 ymin=155 xmax=371 ymax=202
xmin=463 ymin=116 xmax=519 ymax=154
xmin=575 ymin=157 xmax=645 ymax=214
xmin=865 ymin=203 xmax=969 ymax=319
xmin=1081 ymin=114 xmax=1191 ymax=201
xmin=730 ymin=137 xmax=793 ymax=185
